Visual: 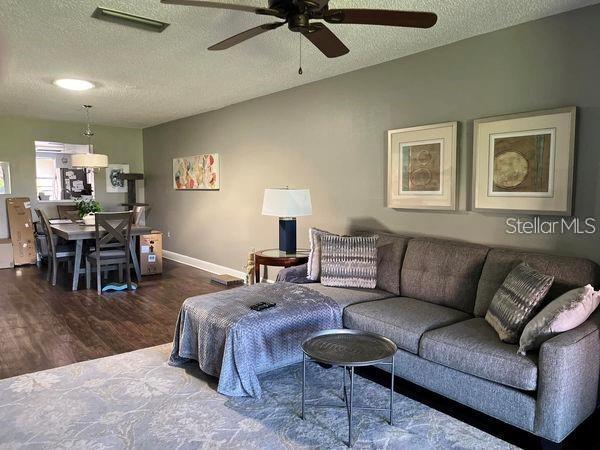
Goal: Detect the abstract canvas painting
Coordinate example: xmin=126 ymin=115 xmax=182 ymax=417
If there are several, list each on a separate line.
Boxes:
xmin=106 ymin=164 xmax=129 ymax=193
xmin=387 ymin=122 xmax=457 ymax=210
xmin=173 ymin=153 xmax=219 ymax=190
xmin=473 ymin=107 xmax=575 ymax=214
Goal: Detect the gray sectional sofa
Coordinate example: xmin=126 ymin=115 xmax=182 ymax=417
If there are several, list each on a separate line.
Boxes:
xmin=280 ymin=234 xmax=600 ymax=444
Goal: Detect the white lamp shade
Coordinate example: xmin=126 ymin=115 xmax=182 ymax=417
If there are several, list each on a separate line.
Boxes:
xmin=71 ymin=153 xmax=108 ymax=168
xmin=262 ymin=188 xmax=312 ymax=217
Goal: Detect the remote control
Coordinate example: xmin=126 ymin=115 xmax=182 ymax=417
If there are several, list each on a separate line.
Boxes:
xmin=249 ymin=302 xmax=276 ymax=311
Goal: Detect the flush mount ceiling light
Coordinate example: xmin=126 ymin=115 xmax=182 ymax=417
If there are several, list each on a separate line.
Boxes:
xmin=53 ymin=78 xmax=95 ymax=91
xmin=92 ymin=7 xmax=170 ymax=32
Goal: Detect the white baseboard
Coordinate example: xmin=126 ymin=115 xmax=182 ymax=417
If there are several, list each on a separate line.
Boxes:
xmin=163 ymin=250 xmax=247 ymax=280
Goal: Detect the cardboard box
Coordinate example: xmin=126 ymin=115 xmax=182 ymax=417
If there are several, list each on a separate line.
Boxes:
xmin=139 ymin=231 xmax=162 ymax=275
xmin=6 ymin=197 xmax=37 ymax=266
xmin=0 ymin=239 xmax=14 ymax=269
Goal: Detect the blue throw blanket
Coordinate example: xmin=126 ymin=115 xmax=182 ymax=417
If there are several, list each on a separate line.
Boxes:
xmin=169 ymin=282 xmax=341 ymax=398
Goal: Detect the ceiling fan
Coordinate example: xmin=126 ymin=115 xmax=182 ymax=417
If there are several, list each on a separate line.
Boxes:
xmin=160 ymin=0 xmax=437 ymax=58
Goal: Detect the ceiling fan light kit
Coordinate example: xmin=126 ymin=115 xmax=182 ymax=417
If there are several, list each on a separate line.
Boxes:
xmin=161 ymin=0 xmax=437 ymax=58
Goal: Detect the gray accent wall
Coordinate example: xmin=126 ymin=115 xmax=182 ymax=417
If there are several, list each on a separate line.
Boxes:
xmin=143 ymin=4 xmax=600 ymax=273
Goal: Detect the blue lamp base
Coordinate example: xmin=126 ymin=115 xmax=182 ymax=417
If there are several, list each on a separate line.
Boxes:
xmin=279 ymin=218 xmax=297 ymax=254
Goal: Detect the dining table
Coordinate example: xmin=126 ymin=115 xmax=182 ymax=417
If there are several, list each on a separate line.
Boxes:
xmin=50 ymin=222 xmax=152 ymax=291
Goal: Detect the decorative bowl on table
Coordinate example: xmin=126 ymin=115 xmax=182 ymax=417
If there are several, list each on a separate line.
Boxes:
xmin=82 ymin=213 xmax=95 ymax=225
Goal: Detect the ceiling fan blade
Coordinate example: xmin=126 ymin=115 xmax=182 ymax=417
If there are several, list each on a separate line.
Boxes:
xmin=301 ymin=23 xmax=348 ymax=58
xmin=208 ymin=22 xmax=285 ymax=50
xmin=160 ymin=0 xmax=282 ymax=17
xmin=324 ymin=9 xmax=438 ymax=28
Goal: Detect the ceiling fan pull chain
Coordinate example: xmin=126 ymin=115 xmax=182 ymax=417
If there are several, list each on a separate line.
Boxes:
xmin=298 ymin=34 xmax=303 ymax=75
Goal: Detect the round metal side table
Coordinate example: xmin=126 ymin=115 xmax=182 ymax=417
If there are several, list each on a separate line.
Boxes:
xmin=301 ymin=329 xmax=397 ymax=447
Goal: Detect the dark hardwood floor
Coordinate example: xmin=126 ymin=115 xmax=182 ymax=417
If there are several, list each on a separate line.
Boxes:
xmin=0 ymin=259 xmax=227 ymax=379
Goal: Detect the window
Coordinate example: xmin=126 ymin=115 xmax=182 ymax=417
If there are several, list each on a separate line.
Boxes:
xmin=0 ymin=161 xmax=10 ymax=195
xmin=34 ymin=141 xmax=95 ymax=202
xmin=36 ymin=157 xmax=57 ymax=200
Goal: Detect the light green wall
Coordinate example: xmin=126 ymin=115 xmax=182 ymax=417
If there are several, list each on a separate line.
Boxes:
xmin=143 ymin=4 xmax=600 ymax=272
xmin=0 ymin=116 xmax=143 ymax=238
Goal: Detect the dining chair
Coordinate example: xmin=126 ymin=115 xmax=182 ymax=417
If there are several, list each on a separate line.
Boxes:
xmin=56 ymin=204 xmax=79 ymax=221
xmin=34 ymin=208 xmax=75 ymax=286
xmin=132 ymin=204 xmax=148 ymax=225
xmin=85 ymin=211 xmax=134 ymax=294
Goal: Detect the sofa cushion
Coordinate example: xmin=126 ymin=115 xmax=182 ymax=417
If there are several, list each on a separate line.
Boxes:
xmin=400 ymin=238 xmax=489 ymax=313
xmin=356 ymin=231 xmax=411 ymax=295
xmin=420 ymin=318 xmax=538 ymax=391
xmin=305 ymin=283 xmax=393 ymax=308
xmin=343 ymin=297 xmax=470 ymax=354
xmin=474 ymin=248 xmax=599 ymax=317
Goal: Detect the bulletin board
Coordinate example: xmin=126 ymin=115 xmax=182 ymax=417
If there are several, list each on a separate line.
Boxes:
xmin=61 ymin=168 xmax=87 ymax=199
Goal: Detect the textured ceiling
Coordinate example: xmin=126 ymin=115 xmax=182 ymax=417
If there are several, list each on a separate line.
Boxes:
xmin=0 ymin=0 xmax=598 ymax=128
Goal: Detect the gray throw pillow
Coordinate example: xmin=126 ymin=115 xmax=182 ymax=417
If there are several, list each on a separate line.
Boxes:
xmin=518 ymin=285 xmax=600 ymax=355
xmin=355 ymin=231 xmax=408 ymax=295
xmin=320 ymin=234 xmax=378 ymax=289
xmin=307 ymin=228 xmax=334 ymax=281
xmin=485 ymin=262 xmax=554 ymax=344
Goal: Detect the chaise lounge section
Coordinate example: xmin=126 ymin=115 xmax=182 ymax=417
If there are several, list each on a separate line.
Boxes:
xmin=281 ymin=233 xmax=599 ymax=444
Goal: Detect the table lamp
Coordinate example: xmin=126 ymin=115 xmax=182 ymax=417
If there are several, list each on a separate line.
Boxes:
xmin=262 ymin=188 xmax=312 ymax=254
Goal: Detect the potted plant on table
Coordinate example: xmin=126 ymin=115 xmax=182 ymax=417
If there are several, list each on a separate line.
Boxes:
xmin=75 ymin=198 xmax=102 ymax=225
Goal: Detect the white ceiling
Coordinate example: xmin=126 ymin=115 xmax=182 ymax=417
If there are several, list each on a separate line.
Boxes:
xmin=0 ymin=0 xmax=597 ymax=128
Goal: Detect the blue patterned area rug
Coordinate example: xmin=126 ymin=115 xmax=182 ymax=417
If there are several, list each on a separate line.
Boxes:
xmin=0 ymin=344 xmax=516 ymax=449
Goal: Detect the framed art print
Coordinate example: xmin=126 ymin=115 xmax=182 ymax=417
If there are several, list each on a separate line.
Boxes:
xmin=387 ymin=122 xmax=458 ymax=210
xmin=173 ymin=153 xmax=219 ymax=190
xmin=106 ymin=164 xmax=129 ymax=193
xmin=473 ymin=107 xmax=575 ymax=215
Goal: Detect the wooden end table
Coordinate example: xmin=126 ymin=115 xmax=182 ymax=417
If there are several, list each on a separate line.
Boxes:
xmin=253 ymin=248 xmax=309 ymax=283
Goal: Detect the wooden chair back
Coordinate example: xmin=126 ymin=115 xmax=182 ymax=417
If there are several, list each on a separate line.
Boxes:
xmin=93 ymin=211 xmax=133 ymax=257
xmin=34 ymin=208 xmax=56 ymax=258
xmin=57 ymin=204 xmax=79 ymax=221
xmin=132 ymin=205 xmax=148 ymax=225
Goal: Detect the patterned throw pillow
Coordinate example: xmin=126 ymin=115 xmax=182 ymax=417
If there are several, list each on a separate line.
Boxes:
xmin=320 ymin=234 xmax=378 ymax=289
xmin=485 ymin=262 xmax=554 ymax=344
xmin=518 ymin=285 xmax=600 ymax=354
xmin=307 ymin=228 xmax=334 ymax=281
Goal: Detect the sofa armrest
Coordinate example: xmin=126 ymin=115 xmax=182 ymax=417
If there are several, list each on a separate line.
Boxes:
xmin=534 ymin=312 xmax=600 ymax=442
xmin=275 ymin=263 xmax=316 ymax=284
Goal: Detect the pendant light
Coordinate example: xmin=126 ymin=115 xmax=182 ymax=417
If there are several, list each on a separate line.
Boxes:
xmin=71 ymin=105 xmax=108 ymax=169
